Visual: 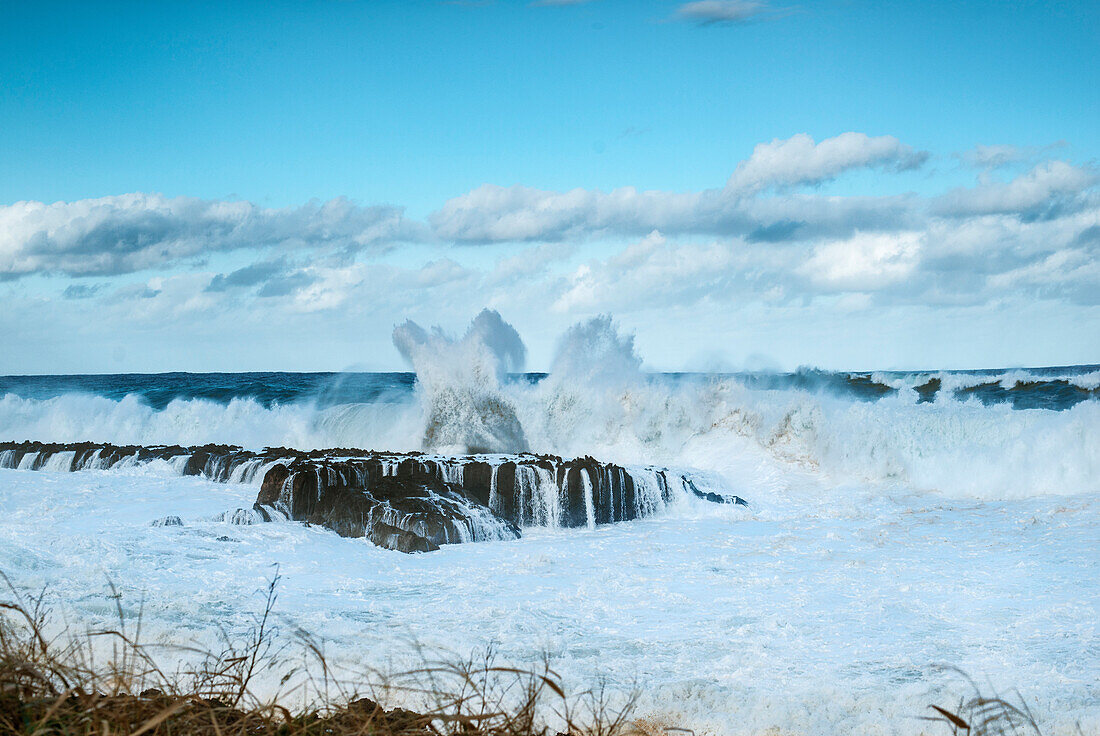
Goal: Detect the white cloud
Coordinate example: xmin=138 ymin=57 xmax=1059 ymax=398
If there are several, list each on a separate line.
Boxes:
xmin=552 ymin=233 xmax=747 ymax=312
xmin=725 ymin=133 xmax=928 ymax=193
xmin=430 ymin=183 xmax=714 ymax=242
xmin=4 ymin=202 xmax=1098 ymax=372
xmin=801 ymin=232 xmax=922 ymax=291
xmin=0 ymin=193 xmax=425 ymax=278
xmin=532 ymin=197 xmax=1100 ymax=314
xmin=934 ymin=160 xmax=1097 ymax=218
xmin=986 ymin=248 xmax=1100 ymax=305
xmin=288 ymin=265 xmax=365 ymax=313
xmin=430 ymin=141 xmax=1099 ymax=279
xmin=413 ymin=258 xmax=472 ymax=288
xmin=430 ymin=132 xmax=928 ymax=243
xmin=4 ymin=134 xmax=1098 ymax=370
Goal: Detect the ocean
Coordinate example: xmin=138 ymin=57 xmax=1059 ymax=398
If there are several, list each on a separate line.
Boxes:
xmin=0 ymin=356 xmax=1097 ymax=734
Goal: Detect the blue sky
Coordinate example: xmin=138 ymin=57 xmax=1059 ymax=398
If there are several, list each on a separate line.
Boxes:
xmin=1 ymin=0 xmax=1098 ymax=373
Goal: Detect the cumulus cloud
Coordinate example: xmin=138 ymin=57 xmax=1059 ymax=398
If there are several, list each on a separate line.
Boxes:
xmin=430 ymin=183 xmax=713 ymax=242
xmin=9 ymin=132 xmax=1098 ymax=341
xmin=676 ymin=0 xmax=772 ymax=24
xmin=431 ymin=132 xmax=928 ymax=243
xmin=801 ymin=232 xmax=922 ymax=291
xmin=0 ymin=193 xmax=425 ymax=279
xmin=542 ymin=199 xmax=1099 ymax=315
xmin=725 ymin=133 xmax=928 ymax=193
xmin=551 ymin=231 xmax=752 ymax=312
xmin=934 ymin=160 xmax=1097 ymax=218
xmin=430 ymin=137 xmax=1100 ymax=255
xmin=985 ymin=247 xmax=1100 ymax=306
xmin=8 ymin=179 xmax=1096 ymax=374
xmin=429 ymin=179 xmax=911 ymax=243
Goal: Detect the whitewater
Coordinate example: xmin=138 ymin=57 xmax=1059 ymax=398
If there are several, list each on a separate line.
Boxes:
xmin=0 ymin=314 xmax=1097 ymax=735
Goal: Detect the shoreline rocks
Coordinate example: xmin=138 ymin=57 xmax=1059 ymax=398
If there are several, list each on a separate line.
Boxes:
xmin=0 ymin=440 xmax=745 ymax=553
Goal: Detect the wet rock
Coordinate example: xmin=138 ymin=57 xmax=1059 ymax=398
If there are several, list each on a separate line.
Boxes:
xmin=262 ymin=463 xmax=519 ymax=553
xmin=0 ymin=440 xmax=746 ymax=551
xmin=257 ymin=464 xmax=289 ymax=506
xmin=492 ymin=461 xmax=518 ymax=522
xmin=218 ymin=508 xmax=273 ymax=525
xmin=460 ymin=460 xmax=493 ymax=506
xmin=682 ymin=476 xmax=748 ymax=506
xmin=369 ymin=521 xmax=433 ymax=553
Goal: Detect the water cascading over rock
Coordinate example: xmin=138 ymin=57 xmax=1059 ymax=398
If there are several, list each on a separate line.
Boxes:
xmin=0 ymin=440 xmax=744 ymax=553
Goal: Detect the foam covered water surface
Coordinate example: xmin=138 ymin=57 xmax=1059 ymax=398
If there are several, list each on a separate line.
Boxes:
xmin=1 ymin=315 xmax=1096 ymax=734
xmin=0 ymin=465 xmax=1095 ymax=735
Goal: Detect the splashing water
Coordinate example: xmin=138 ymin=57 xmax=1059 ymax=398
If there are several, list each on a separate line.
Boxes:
xmin=0 ymin=312 xmax=1096 ymax=501
xmin=393 ymin=308 xmax=529 ymax=453
xmin=0 ymin=311 xmax=1098 ymax=735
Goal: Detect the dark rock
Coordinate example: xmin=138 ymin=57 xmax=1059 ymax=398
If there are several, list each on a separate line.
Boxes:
xmin=0 ymin=440 xmax=748 ymax=552
xmin=460 ymin=460 xmax=493 ymax=506
xmin=682 ymin=476 xmax=748 ymax=506
xmin=369 ymin=521 xmax=433 ymax=553
xmin=492 ymin=461 xmax=518 ymax=522
xmin=257 ymin=463 xmax=289 ymax=506
xmin=182 ymin=451 xmax=209 ymax=476
xmin=561 ymin=465 xmax=590 ymax=528
xmin=268 ymin=465 xmax=517 ymax=552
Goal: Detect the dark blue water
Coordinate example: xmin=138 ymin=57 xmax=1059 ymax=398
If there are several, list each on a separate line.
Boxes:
xmin=0 ymin=366 xmax=1096 ymax=412
xmin=0 ymin=372 xmax=418 ymax=410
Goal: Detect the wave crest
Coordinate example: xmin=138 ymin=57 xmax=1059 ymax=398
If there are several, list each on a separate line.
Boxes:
xmin=393 ymin=309 xmax=528 ymax=453
xmin=1 ymin=313 xmax=1097 ymax=501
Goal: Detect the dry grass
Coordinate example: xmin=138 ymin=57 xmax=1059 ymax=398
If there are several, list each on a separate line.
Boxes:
xmin=0 ymin=571 xmax=1073 ymax=736
xmin=919 ymin=667 xmax=1068 ymax=736
xmin=0 ymin=571 xmax=639 ymax=736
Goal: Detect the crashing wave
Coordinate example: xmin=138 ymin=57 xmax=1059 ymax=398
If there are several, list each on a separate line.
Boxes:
xmin=0 ymin=440 xmax=733 ymax=551
xmin=0 ymin=313 xmax=1097 ymax=501
xmin=394 ymin=309 xmax=529 ymax=453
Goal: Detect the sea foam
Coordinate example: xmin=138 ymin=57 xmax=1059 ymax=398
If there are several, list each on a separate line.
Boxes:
xmin=0 ymin=314 xmax=1096 ymax=501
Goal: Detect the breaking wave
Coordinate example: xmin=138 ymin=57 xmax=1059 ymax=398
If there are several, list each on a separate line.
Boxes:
xmin=0 ymin=312 xmax=1097 ymax=501
xmin=394 ymin=308 xmax=529 ymax=454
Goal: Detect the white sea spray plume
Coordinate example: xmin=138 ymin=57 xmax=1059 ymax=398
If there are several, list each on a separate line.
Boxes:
xmin=393 ymin=308 xmax=529 ymax=453
xmin=0 ymin=313 xmax=1096 ymax=500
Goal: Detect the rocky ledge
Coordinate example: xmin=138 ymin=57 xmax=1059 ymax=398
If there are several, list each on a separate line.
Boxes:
xmin=0 ymin=440 xmax=746 ymax=553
